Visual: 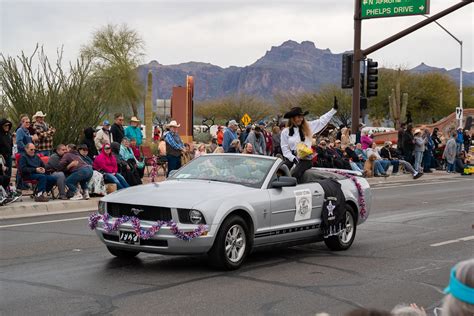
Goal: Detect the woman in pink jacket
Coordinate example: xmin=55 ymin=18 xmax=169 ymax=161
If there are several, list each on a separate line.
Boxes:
xmin=360 ymin=130 xmax=373 ymax=150
xmin=93 ymin=144 xmax=129 ymax=190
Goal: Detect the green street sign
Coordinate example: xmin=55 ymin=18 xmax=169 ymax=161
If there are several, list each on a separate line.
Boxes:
xmin=361 ymin=0 xmax=430 ymax=19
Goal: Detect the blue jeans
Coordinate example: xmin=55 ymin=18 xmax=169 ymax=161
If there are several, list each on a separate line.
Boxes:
xmin=414 ymin=151 xmax=423 ymax=172
xmin=104 ymin=173 xmax=129 ymax=190
xmin=350 ymin=162 xmax=363 ymax=172
xmin=27 ymin=174 xmax=56 ymax=193
xmin=66 ymin=166 xmax=93 ymax=194
xmin=388 ymin=160 xmax=399 ymax=173
xmin=166 ymin=155 xmax=181 ymax=177
xmin=374 ymin=161 xmax=387 ymax=175
xmin=447 ymin=162 xmax=455 ymax=172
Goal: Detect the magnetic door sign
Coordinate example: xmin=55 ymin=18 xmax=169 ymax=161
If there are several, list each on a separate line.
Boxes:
xmin=294 ymin=189 xmax=312 ymax=221
xmin=361 ymin=0 xmax=430 ymax=19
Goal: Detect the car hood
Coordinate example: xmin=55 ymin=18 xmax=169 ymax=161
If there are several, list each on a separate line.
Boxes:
xmin=101 ymin=179 xmax=254 ymax=208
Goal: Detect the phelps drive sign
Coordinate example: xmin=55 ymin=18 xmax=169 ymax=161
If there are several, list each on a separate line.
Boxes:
xmin=361 ymin=0 xmax=430 ymax=19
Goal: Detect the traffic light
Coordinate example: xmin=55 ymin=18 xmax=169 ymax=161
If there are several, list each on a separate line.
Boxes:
xmin=366 ymin=59 xmax=378 ymax=97
xmin=360 ymin=71 xmax=367 ymax=111
xmin=341 ymin=53 xmax=353 ymax=89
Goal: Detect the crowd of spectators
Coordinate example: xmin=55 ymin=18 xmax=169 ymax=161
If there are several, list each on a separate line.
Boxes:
xmin=0 ymin=109 xmax=472 ymax=205
xmin=0 ymin=112 xmax=148 ymax=203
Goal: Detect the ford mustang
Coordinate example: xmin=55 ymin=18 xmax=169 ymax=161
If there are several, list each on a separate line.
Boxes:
xmin=90 ymin=154 xmax=371 ymax=270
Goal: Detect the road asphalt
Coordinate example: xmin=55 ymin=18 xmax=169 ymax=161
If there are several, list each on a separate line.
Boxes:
xmin=0 ymin=174 xmax=473 ymax=315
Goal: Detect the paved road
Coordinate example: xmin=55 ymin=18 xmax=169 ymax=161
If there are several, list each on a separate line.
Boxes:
xmin=1 ymin=176 xmax=473 ymax=316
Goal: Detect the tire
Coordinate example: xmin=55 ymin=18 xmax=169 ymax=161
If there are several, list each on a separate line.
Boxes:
xmin=324 ymin=205 xmax=357 ymax=251
xmin=208 ymin=215 xmax=250 ymax=270
xmin=106 ymin=246 xmax=140 ymax=258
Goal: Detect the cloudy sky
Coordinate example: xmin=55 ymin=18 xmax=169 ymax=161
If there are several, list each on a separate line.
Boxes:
xmin=1 ymin=0 xmax=473 ymax=71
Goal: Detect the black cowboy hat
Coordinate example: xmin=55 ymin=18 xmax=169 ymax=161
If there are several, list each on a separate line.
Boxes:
xmin=283 ymin=107 xmax=309 ymax=119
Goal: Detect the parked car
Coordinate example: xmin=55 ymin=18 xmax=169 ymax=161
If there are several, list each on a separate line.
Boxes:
xmin=91 ymin=154 xmax=372 ymax=270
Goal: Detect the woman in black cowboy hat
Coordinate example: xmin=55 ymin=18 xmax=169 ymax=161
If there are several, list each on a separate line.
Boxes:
xmin=280 ymin=97 xmax=338 ymax=182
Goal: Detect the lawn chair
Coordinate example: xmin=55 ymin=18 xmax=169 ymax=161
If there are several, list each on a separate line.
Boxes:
xmin=141 ymin=145 xmax=167 ymax=176
xmin=15 ymin=153 xmax=57 ymax=199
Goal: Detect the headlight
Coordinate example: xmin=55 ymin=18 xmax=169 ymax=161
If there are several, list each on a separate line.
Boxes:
xmin=98 ymin=201 xmax=107 ymax=214
xmin=189 ymin=210 xmax=204 ymax=224
xmin=177 ymin=208 xmax=206 ymax=224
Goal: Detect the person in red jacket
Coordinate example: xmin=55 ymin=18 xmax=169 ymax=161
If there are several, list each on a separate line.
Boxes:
xmin=93 ymin=144 xmax=129 ymax=190
xmin=216 ymin=126 xmax=224 ymax=146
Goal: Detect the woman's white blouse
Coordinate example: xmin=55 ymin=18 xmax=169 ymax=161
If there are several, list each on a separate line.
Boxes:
xmin=280 ymin=108 xmax=337 ymax=161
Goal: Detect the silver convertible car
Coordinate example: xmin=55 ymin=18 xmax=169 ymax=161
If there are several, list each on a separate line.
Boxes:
xmin=91 ymin=154 xmax=371 ymax=270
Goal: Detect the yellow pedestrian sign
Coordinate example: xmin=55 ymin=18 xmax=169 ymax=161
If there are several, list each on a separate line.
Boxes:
xmin=241 ymin=113 xmax=252 ymax=126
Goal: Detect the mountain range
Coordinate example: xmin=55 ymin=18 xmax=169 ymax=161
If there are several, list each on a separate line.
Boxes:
xmin=136 ymin=40 xmax=473 ymax=104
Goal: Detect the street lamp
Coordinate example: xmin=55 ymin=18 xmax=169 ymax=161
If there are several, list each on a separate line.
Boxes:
xmin=423 ymin=15 xmax=463 ymax=129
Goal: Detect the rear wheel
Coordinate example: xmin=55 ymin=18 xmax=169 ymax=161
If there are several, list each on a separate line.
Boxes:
xmin=324 ymin=205 xmax=357 ymax=251
xmin=208 ymin=215 xmax=250 ymax=270
xmin=106 ymin=246 xmax=140 ymax=258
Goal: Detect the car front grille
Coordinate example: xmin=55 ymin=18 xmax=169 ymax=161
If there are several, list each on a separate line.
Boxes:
xmin=106 ymin=202 xmax=172 ymax=221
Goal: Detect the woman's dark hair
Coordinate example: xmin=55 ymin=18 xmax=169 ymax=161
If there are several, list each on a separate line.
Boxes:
xmin=67 ymin=144 xmax=77 ymax=151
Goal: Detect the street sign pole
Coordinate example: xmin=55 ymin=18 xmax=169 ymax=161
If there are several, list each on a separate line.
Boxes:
xmin=362 ymin=1 xmax=472 ymax=56
xmin=352 ymin=0 xmax=362 ymax=135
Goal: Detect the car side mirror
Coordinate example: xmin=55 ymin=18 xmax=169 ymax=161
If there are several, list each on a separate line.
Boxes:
xmin=271 ymin=176 xmax=297 ymax=188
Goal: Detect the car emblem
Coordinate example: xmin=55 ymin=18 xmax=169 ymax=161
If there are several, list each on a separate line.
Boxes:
xmin=131 ymin=208 xmax=144 ymax=215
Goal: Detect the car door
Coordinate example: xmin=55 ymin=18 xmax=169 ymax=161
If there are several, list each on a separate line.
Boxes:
xmin=266 ymin=175 xmax=325 ymax=243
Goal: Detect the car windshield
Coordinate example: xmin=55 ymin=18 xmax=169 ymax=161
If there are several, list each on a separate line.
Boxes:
xmin=169 ymin=155 xmax=276 ymax=188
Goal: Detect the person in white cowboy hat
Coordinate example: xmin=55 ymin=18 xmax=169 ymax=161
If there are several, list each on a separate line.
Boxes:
xmin=413 ymin=128 xmax=426 ymax=173
xmin=32 ymin=111 xmax=56 ymax=156
xmin=163 ymin=120 xmax=184 ymax=177
xmin=124 ymin=116 xmax=143 ymax=146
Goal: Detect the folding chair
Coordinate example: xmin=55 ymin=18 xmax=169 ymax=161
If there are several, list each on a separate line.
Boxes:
xmin=141 ymin=145 xmax=167 ymax=177
xmin=15 ymin=153 xmax=39 ymax=199
xmin=15 ymin=154 xmax=58 ymax=199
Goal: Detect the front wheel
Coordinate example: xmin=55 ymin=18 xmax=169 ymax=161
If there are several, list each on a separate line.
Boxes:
xmin=324 ymin=205 xmax=357 ymax=251
xmin=106 ymin=246 xmax=140 ymax=258
xmin=208 ymin=215 xmax=250 ymax=270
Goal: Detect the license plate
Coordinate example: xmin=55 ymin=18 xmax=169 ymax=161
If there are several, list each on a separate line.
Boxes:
xmin=119 ymin=231 xmax=140 ymax=244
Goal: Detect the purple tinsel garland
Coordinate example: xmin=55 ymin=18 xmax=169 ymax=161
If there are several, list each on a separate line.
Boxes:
xmin=331 ymin=170 xmax=367 ymax=219
xmin=149 ymin=155 xmax=158 ymax=183
xmin=88 ymin=212 xmax=208 ymax=241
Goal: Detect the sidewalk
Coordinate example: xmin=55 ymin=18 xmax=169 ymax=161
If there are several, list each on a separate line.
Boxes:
xmin=0 ymin=196 xmax=100 ymax=219
xmin=366 ymin=170 xmax=464 ymax=185
xmin=1 ymin=171 xmax=469 ymax=220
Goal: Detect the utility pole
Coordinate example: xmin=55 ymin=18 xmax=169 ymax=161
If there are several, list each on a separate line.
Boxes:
xmin=351 ymin=0 xmax=362 ymax=135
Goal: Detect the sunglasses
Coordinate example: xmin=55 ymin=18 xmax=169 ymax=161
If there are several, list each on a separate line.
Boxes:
xmin=104 ymin=147 xmax=111 ymax=150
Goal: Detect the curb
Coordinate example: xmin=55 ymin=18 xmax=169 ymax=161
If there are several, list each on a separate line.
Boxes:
xmin=366 ymin=172 xmax=463 ymax=185
xmin=0 ymin=198 xmax=99 ymax=220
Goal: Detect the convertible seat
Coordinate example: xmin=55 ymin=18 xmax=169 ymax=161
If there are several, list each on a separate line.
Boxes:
xmin=317 ymin=179 xmax=346 ymax=238
xmin=234 ymin=165 xmax=251 ymax=179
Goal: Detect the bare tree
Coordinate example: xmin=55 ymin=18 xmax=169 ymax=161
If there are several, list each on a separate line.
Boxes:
xmin=81 ymin=24 xmax=145 ymax=116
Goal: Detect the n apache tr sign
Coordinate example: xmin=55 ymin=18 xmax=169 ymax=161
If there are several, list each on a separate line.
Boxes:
xmin=361 ymin=0 xmax=430 ymax=19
